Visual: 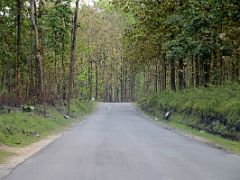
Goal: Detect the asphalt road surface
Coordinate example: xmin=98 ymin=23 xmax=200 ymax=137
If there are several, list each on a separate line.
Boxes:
xmin=4 ymin=103 xmax=240 ymax=180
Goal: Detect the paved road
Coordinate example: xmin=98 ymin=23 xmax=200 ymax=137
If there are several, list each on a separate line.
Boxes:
xmin=4 ymin=103 xmax=240 ymax=180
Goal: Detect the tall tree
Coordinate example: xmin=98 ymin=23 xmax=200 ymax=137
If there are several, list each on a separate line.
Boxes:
xmin=29 ymin=0 xmax=46 ymax=116
xmin=67 ymin=0 xmax=80 ymax=115
xmin=16 ymin=0 xmax=23 ymax=99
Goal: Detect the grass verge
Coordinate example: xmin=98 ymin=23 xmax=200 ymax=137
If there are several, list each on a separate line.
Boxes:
xmin=0 ymin=100 xmax=96 ymax=162
xmin=137 ymin=83 xmax=240 ymax=154
xmin=138 ymin=106 xmax=240 ymax=154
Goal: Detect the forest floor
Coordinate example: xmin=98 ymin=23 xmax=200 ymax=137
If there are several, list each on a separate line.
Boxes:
xmin=0 ymin=100 xmax=96 ymax=168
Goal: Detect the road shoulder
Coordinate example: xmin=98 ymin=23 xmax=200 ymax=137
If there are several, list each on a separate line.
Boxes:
xmin=133 ymin=103 xmax=240 ymax=156
xmin=0 ymin=134 xmax=63 ymax=179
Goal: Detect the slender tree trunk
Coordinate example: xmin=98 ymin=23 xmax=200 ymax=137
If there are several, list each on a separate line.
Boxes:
xmin=219 ymin=54 xmax=223 ymax=84
xmin=131 ymin=70 xmax=135 ymax=101
xmin=67 ymin=0 xmax=80 ymax=115
xmin=120 ymin=66 xmax=123 ymax=102
xmin=145 ymin=64 xmax=150 ymax=93
xmin=203 ymin=60 xmax=210 ymax=87
xmin=61 ymin=41 xmax=66 ymax=101
xmin=60 ymin=1 xmax=67 ymax=102
xmin=235 ymin=57 xmax=239 ymax=82
xmin=95 ymin=62 xmax=98 ymax=100
xmin=195 ymin=56 xmax=200 ymax=87
xmin=143 ymin=65 xmax=146 ymax=93
xmin=6 ymin=55 xmax=12 ymax=107
xmin=30 ymin=0 xmax=46 ymax=116
xmin=124 ymin=67 xmax=127 ymax=101
xmin=219 ymin=0 xmax=224 ymax=84
xmin=191 ymin=54 xmax=194 ymax=86
xmin=0 ymin=61 xmax=6 ymax=91
xmin=178 ymin=58 xmax=185 ymax=90
xmin=54 ymin=48 xmax=58 ymax=101
xmin=163 ymin=60 xmax=167 ymax=90
xmin=1 ymin=41 xmax=7 ymax=92
xmin=155 ymin=62 xmax=158 ymax=93
xmin=28 ymin=27 xmax=35 ymax=100
xmin=16 ymin=0 xmax=22 ymax=101
xmin=88 ymin=61 xmax=93 ymax=100
xmin=170 ymin=60 xmax=176 ymax=91
xmin=39 ymin=0 xmax=46 ymax=112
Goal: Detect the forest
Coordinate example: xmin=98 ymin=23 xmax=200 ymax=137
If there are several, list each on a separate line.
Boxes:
xmin=0 ymin=0 xmax=240 ymax=139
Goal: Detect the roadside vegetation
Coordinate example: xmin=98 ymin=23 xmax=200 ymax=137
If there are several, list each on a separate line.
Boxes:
xmin=138 ymin=84 xmax=240 ymax=154
xmin=0 ymin=100 xmax=96 ymax=163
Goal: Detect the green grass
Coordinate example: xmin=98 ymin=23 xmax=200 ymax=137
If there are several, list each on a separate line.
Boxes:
xmin=168 ymin=115 xmax=240 ymax=154
xmin=140 ymin=83 xmax=240 ymax=118
xmin=139 ymin=108 xmax=240 ymax=154
xmin=138 ymin=83 xmax=240 ymax=154
xmin=0 ymin=100 xmax=96 ymax=146
xmin=0 ymin=100 xmax=96 ymax=163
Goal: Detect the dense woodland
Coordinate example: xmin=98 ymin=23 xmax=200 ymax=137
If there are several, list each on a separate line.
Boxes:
xmin=0 ymin=0 xmax=239 ymax=112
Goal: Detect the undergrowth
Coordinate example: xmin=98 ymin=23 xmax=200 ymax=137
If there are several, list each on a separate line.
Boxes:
xmin=0 ymin=100 xmax=96 ymax=146
xmin=138 ymin=83 xmax=240 ymax=141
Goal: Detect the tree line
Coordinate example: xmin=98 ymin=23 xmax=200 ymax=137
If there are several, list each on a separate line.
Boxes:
xmin=0 ymin=0 xmax=239 ymax=111
xmin=112 ymin=0 xmax=239 ymax=95
xmin=0 ymin=0 xmax=136 ymax=114
xmin=0 ymin=0 xmax=82 ymax=115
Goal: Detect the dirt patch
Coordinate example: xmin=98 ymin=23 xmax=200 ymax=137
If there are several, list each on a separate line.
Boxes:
xmin=0 ymin=134 xmax=62 ymax=179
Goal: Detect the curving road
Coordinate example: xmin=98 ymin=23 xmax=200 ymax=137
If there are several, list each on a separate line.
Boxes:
xmin=4 ymin=103 xmax=240 ymax=180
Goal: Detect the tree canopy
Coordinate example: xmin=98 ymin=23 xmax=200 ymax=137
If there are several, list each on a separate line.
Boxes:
xmin=0 ymin=0 xmax=239 ymax=108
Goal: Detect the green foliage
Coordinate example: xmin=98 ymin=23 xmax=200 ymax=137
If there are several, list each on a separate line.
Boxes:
xmin=45 ymin=0 xmax=72 ymax=52
xmin=0 ymin=100 xmax=95 ymax=146
xmin=112 ymin=0 xmax=240 ymax=92
xmin=160 ymin=114 xmax=240 ymax=154
xmin=139 ymin=84 xmax=240 ymax=141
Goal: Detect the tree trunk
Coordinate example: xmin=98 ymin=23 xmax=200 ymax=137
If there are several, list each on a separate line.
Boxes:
xmin=155 ymin=62 xmax=158 ymax=93
xmin=28 ymin=26 xmax=35 ymax=100
xmin=88 ymin=61 xmax=93 ymax=100
xmin=235 ymin=57 xmax=239 ymax=81
xmin=60 ymin=1 xmax=67 ymax=102
xmin=191 ymin=54 xmax=194 ymax=86
xmin=170 ymin=60 xmax=176 ymax=91
xmin=124 ymin=67 xmax=127 ymax=101
xmin=120 ymin=66 xmax=124 ymax=102
xmin=95 ymin=62 xmax=98 ymax=100
xmin=162 ymin=60 xmax=167 ymax=90
xmin=131 ymin=70 xmax=135 ymax=101
xmin=67 ymin=0 xmax=80 ymax=115
xmin=30 ymin=0 xmax=46 ymax=116
xmin=178 ymin=58 xmax=185 ymax=90
xmin=16 ymin=0 xmax=22 ymax=100
xmin=203 ymin=60 xmax=210 ymax=87
xmin=61 ymin=40 xmax=66 ymax=101
xmin=195 ymin=56 xmax=200 ymax=87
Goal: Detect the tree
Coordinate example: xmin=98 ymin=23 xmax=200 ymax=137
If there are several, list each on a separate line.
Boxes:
xmin=29 ymin=0 xmax=46 ymax=116
xmin=67 ymin=0 xmax=80 ymax=115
